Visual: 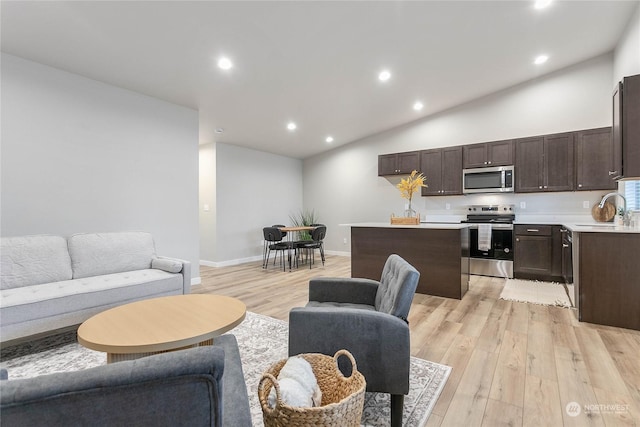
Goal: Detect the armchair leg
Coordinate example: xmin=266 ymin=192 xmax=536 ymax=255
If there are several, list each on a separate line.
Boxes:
xmin=391 ymin=394 xmax=404 ymax=427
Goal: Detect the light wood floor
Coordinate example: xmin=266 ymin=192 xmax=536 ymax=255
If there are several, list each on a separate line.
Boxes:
xmin=195 ymin=255 xmax=640 ymax=426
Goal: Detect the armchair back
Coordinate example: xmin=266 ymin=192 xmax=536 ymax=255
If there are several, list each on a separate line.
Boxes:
xmin=374 ymin=254 xmax=420 ymax=320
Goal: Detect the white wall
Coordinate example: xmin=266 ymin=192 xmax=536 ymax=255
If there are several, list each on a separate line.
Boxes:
xmin=303 ymin=54 xmax=615 ymax=252
xmin=199 ymin=143 xmax=303 ymax=265
xmin=613 ymin=3 xmax=640 ymax=82
xmin=199 ymin=143 xmax=217 ymax=261
xmin=1 ymin=53 xmax=200 ymax=281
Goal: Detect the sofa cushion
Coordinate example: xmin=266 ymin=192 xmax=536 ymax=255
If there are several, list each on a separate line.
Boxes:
xmin=1 ymin=235 xmax=72 ymax=290
xmin=1 ymin=269 xmax=182 ymax=326
xmin=68 ymin=232 xmax=156 ymax=279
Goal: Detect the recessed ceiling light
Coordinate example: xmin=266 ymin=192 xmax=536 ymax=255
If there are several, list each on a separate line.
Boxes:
xmin=413 ymin=101 xmax=424 ymax=111
xmin=214 ymin=128 xmax=224 ymax=134
xmin=326 ymin=136 xmax=334 ymax=143
xmin=378 ymin=70 xmax=391 ymax=82
xmin=534 ymin=0 xmax=552 ymax=9
xmin=217 ymin=57 xmax=233 ymax=70
xmin=534 ymin=55 xmax=549 ymax=65
xmin=287 ymin=122 xmax=297 ymax=131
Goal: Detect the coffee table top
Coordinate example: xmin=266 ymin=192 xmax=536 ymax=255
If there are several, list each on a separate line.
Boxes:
xmin=77 ymin=294 xmax=246 ymax=354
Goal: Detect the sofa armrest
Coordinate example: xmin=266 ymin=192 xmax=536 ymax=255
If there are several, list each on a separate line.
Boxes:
xmin=289 ymin=306 xmax=410 ymax=394
xmin=157 ymin=256 xmax=191 ymax=294
xmin=309 ymin=277 xmax=379 ymax=305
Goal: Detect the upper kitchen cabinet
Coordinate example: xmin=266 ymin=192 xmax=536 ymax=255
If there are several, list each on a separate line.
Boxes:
xmin=515 ymin=132 xmax=574 ymax=193
xmin=378 ymin=151 xmax=420 ymax=176
xmin=463 ymin=140 xmax=514 ymax=169
xmin=612 ymin=74 xmax=640 ymax=180
xmin=575 ymin=127 xmax=616 ymax=191
xmin=420 ymin=146 xmax=462 ymax=196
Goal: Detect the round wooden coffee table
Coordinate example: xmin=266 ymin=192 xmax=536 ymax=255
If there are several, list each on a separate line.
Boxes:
xmin=77 ymin=294 xmax=246 ymax=363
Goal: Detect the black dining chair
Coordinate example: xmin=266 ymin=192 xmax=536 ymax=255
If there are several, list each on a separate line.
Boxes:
xmin=263 ymin=227 xmax=296 ymax=270
xmin=296 ymin=226 xmax=326 ymax=269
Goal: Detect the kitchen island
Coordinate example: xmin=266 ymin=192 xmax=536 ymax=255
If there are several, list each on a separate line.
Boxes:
xmin=564 ymin=224 xmax=640 ymax=331
xmin=345 ymin=223 xmax=470 ymax=299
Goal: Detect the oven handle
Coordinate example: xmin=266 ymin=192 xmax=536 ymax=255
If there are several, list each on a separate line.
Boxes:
xmin=464 ymin=224 xmax=513 ymax=230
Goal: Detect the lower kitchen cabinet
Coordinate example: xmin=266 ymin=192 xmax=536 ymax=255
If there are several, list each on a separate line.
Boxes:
xmin=514 ymin=225 xmax=562 ymax=281
xmin=577 ymin=232 xmax=640 ymax=331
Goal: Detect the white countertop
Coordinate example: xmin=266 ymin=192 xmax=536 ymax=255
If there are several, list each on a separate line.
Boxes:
xmin=342 ymin=220 xmax=640 ymax=233
xmin=563 ymin=223 xmax=640 ymax=233
xmin=341 ymin=222 xmax=471 ymax=230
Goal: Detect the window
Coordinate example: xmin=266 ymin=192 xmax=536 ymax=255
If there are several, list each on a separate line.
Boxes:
xmin=624 ymin=180 xmax=640 ymax=211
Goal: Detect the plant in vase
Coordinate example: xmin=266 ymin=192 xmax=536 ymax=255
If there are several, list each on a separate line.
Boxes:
xmin=396 ymin=170 xmax=427 ymax=217
xmin=289 ymin=209 xmax=319 ymax=240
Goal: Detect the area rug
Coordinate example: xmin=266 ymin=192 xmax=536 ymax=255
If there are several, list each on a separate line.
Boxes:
xmin=1 ymin=312 xmax=451 ymax=427
xmin=500 ymin=279 xmax=574 ymax=308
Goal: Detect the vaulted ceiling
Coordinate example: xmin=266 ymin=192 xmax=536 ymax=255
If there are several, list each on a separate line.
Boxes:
xmin=2 ymin=1 xmax=637 ymax=158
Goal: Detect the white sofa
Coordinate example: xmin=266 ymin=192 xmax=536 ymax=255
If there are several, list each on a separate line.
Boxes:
xmin=0 ymin=232 xmax=191 ymax=342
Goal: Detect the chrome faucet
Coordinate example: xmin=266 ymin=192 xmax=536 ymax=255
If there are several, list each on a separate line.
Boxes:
xmin=599 ymin=192 xmax=629 ymax=225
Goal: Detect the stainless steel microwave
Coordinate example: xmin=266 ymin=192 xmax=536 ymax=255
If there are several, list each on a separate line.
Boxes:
xmin=463 ymin=165 xmax=514 ymax=194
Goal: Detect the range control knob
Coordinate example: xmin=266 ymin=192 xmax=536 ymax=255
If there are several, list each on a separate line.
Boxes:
xmin=504 ymin=248 xmax=510 ymax=253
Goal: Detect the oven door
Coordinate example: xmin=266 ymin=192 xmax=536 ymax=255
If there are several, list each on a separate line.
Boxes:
xmin=469 ymin=226 xmax=514 ymax=260
xmin=468 ymin=225 xmax=514 ymax=278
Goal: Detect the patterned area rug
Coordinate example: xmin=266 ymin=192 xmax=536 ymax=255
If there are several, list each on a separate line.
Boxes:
xmin=1 ymin=312 xmax=451 ymax=427
xmin=500 ymin=279 xmax=574 ymax=308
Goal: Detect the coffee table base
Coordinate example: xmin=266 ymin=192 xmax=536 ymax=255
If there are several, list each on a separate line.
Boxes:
xmin=106 ymin=338 xmax=214 ymax=363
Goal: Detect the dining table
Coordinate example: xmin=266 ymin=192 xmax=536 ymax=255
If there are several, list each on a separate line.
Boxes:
xmin=277 ymin=226 xmax=315 ymax=271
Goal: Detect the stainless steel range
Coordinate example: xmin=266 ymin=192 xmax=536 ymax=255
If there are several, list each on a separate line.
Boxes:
xmin=461 ymin=205 xmax=515 ymax=278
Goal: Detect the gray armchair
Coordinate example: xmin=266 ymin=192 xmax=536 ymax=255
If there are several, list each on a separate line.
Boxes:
xmin=288 ymin=254 xmax=419 ymax=427
xmin=1 ymin=334 xmax=251 ymax=427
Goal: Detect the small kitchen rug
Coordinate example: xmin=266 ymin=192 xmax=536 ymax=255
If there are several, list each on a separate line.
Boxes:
xmin=1 ymin=311 xmax=451 ymax=427
xmin=500 ymin=279 xmax=574 ymax=308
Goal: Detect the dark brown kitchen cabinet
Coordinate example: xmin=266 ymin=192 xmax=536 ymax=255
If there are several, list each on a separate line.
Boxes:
xmin=514 ymin=225 xmax=562 ymax=281
xmin=612 ymin=74 xmax=640 ymax=179
xmin=420 ymin=147 xmax=462 ymax=196
xmin=575 ymin=127 xmax=616 ymax=191
xmin=378 ymin=151 xmax=420 ymax=176
xmin=515 ymin=133 xmax=574 ymax=192
xmin=579 ymin=232 xmax=640 ymax=331
xmin=463 ymin=140 xmax=514 ymax=169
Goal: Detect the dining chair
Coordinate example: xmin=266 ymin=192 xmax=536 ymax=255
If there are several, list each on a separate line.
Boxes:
xmin=263 ymin=227 xmax=296 ymax=271
xmin=296 ymin=226 xmax=327 ymax=269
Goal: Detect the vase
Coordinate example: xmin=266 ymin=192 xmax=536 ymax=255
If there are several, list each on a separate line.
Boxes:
xmin=404 ymin=202 xmax=417 ymax=218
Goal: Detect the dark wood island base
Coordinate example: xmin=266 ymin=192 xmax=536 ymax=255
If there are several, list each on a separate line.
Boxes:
xmin=350 ymin=225 xmax=470 ymax=299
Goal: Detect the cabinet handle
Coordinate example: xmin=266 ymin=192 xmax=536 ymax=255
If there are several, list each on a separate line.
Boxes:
xmin=544 ymin=186 xmax=548 ymax=189
xmin=539 ymin=186 xmax=543 ymax=189
xmin=560 ymin=229 xmax=567 ymax=233
xmin=484 ymin=161 xmax=488 ymax=165
xmin=578 ymin=184 xmax=582 ymax=188
xmin=516 ymin=238 xmax=520 ymax=242
xmin=562 ymin=244 xmax=569 ymax=248
xmin=608 ymin=170 xmax=618 ymax=176
xmin=488 ymin=161 xmax=492 ymax=165
xmin=527 ymin=229 xmax=539 ymax=232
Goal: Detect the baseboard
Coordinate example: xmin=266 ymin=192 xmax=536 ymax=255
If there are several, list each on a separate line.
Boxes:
xmin=200 ymin=251 xmax=349 ymax=268
xmin=324 ymin=250 xmax=351 ymax=257
xmin=200 ymin=255 xmax=263 ymax=268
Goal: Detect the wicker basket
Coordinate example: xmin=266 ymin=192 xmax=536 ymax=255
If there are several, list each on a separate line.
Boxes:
xmin=258 ymin=349 xmax=366 ymax=427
